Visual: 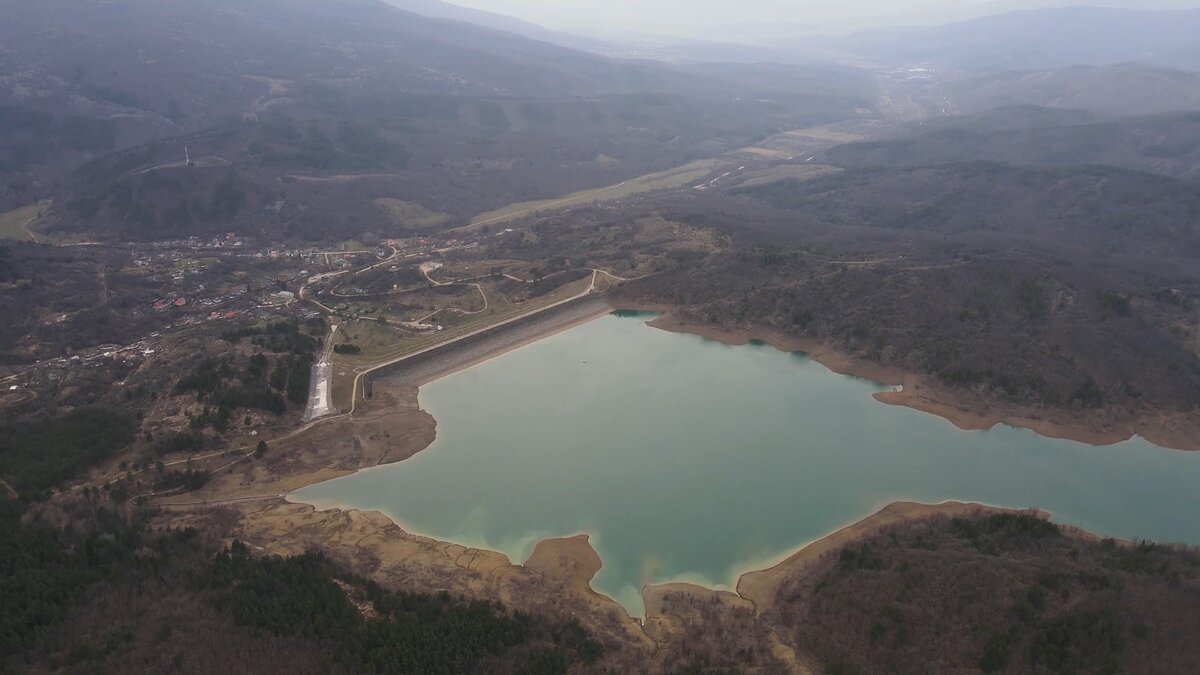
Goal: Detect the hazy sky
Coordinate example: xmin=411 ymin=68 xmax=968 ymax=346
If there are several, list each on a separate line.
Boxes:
xmin=451 ymin=0 xmax=952 ymax=36
xmin=447 ymin=0 xmax=1200 ymax=39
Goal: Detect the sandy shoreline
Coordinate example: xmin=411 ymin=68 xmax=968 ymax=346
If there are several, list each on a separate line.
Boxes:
xmin=282 ymin=491 xmax=1016 ymax=620
xmin=156 ymin=490 xmax=1126 ymax=672
xmin=733 ymin=501 xmax=1011 ymax=609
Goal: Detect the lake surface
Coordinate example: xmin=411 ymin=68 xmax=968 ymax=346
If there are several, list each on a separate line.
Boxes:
xmin=293 ymin=312 xmax=1200 ymax=614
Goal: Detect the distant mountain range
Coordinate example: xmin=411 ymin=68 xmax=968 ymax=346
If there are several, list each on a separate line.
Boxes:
xmin=381 ymin=0 xmax=577 ymax=45
xmin=944 ymin=64 xmax=1200 ymax=117
xmin=0 ymin=0 xmax=693 ymax=175
xmin=700 ymin=1 xmax=1198 ymax=39
xmin=364 ymin=2 xmax=1200 ymax=73
xmin=0 ymin=0 xmax=668 ymax=105
xmin=0 ymin=0 xmax=875 ymax=236
xmin=382 ymin=0 xmax=819 ymax=63
xmin=801 ymin=7 xmax=1200 ymax=70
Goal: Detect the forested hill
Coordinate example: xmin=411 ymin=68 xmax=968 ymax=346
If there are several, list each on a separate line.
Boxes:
xmin=0 ymin=496 xmax=605 ymax=673
xmin=821 ymin=7 xmax=1200 ymax=70
xmin=735 ymin=163 xmax=1200 ymax=258
xmin=772 ymin=512 xmax=1200 ymax=674
xmin=1 ymin=0 xmax=875 ymax=237
xmin=827 ymin=110 xmax=1200 ymax=181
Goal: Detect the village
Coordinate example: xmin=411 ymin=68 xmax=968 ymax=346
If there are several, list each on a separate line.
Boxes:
xmin=0 ymin=227 xmax=493 ymax=401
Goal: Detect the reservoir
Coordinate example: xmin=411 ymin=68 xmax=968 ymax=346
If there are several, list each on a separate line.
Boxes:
xmin=293 ymin=312 xmax=1200 ymax=614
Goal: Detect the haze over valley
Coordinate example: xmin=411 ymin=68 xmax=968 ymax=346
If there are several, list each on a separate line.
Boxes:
xmin=2 ymin=1 xmax=1200 ymax=673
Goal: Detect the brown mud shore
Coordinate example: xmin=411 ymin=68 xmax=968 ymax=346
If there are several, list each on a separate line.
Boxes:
xmin=631 ymin=305 xmax=1200 ymax=452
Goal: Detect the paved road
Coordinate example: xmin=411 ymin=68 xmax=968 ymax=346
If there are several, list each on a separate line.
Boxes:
xmin=154 ymin=493 xmax=285 ymax=508
xmin=303 ymin=323 xmax=338 ymax=422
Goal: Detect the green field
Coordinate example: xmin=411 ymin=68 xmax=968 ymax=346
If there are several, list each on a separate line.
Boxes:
xmin=779 ymin=125 xmax=866 ymax=143
xmin=340 ymin=285 xmax=484 ymax=323
xmin=734 ymin=164 xmax=842 ymax=188
xmin=374 ymin=198 xmax=450 ymax=230
xmin=464 ymin=159 xmax=723 ymax=230
xmin=0 ymin=201 xmax=51 ymax=241
xmin=335 ymin=277 xmax=589 ymax=366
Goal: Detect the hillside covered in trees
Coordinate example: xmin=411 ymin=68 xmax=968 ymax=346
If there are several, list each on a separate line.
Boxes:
xmin=0 ymin=496 xmax=606 ymax=674
xmin=769 ymin=513 xmax=1200 ymax=675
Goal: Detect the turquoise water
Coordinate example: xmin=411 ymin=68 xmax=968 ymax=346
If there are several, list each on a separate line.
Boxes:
xmin=293 ymin=312 xmax=1200 ymax=614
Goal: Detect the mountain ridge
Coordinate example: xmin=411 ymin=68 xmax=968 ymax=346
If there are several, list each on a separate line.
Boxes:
xmin=807 ymin=6 xmax=1200 ymax=69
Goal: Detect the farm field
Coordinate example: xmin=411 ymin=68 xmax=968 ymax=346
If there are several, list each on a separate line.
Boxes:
xmin=464 ymin=159 xmax=724 ymax=230
xmin=0 ymin=201 xmax=50 ymax=241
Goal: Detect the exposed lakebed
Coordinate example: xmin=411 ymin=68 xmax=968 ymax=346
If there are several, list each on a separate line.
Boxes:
xmin=293 ymin=312 xmax=1200 ymax=613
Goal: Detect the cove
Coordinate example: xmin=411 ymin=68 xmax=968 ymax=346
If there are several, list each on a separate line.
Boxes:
xmin=293 ymin=312 xmax=1200 ymax=615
